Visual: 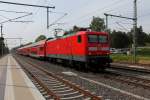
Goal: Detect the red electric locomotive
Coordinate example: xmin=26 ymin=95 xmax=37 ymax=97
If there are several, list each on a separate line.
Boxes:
xmin=17 ymin=31 xmax=111 ymax=71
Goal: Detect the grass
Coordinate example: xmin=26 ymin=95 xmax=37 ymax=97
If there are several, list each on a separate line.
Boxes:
xmin=111 ymin=47 xmax=150 ymax=64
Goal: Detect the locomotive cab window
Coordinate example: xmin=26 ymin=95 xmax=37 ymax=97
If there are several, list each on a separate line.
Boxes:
xmin=77 ymin=35 xmax=82 ymax=43
xmin=88 ymin=35 xmax=98 ymax=43
xmin=99 ymin=35 xmax=107 ymax=43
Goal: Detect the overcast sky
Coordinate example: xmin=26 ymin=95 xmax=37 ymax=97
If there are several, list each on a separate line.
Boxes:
xmin=0 ymin=0 xmax=150 ymax=48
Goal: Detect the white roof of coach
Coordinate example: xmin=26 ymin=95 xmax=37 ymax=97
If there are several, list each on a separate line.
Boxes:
xmin=18 ymin=40 xmax=46 ymax=50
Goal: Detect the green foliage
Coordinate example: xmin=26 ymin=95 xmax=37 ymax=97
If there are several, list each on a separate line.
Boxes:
xmin=35 ymin=35 xmax=47 ymax=42
xmin=110 ymin=26 xmax=150 ymax=48
xmin=137 ymin=48 xmax=150 ymax=57
xmin=145 ymin=34 xmax=150 ymax=44
xmin=110 ymin=30 xmax=130 ymax=48
xmin=0 ymin=37 xmax=9 ymax=56
xmin=90 ymin=16 xmax=105 ymax=32
xmin=127 ymin=26 xmax=149 ymax=46
xmin=111 ymin=54 xmax=133 ymax=63
xmin=111 ymin=47 xmax=150 ymax=64
xmin=136 ymin=26 xmax=147 ymax=46
xmin=64 ymin=26 xmax=88 ymax=36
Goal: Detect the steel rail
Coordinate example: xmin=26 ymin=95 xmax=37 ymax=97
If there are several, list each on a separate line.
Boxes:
xmin=106 ymin=68 xmax=150 ymax=89
xmin=14 ymin=56 xmax=60 ymax=100
xmin=14 ymin=55 xmax=102 ymax=100
xmin=24 ymin=58 xmax=101 ymax=100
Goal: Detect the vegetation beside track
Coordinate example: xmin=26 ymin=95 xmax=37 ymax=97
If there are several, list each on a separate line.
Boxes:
xmin=111 ymin=47 xmax=150 ymax=64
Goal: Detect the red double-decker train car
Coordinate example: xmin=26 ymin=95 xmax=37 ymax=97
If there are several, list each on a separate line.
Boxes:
xmin=17 ymin=31 xmax=111 ymax=71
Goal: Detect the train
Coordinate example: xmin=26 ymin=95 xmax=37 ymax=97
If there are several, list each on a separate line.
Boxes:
xmin=17 ymin=31 xmax=112 ymax=71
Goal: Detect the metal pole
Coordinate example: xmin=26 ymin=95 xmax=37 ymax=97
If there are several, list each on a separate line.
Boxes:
xmin=20 ymin=38 xmax=22 ymax=46
xmin=105 ymin=14 xmax=108 ymax=32
xmin=133 ymin=0 xmax=137 ymax=63
xmin=47 ymin=7 xmax=49 ymax=29
xmin=0 ymin=24 xmax=3 ymax=56
xmin=1 ymin=41 xmax=3 ymax=56
xmin=1 ymin=24 xmax=2 ymax=37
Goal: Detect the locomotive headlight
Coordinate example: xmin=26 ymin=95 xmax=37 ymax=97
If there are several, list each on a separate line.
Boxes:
xmin=88 ymin=47 xmax=97 ymax=51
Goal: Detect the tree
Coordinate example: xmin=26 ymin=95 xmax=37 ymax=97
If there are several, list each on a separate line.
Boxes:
xmin=136 ymin=26 xmax=147 ymax=46
xmin=0 ymin=37 xmax=9 ymax=56
xmin=127 ymin=26 xmax=147 ymax=46
xmin=145 ymin=33 xmax=150 ymax=44
xmin=64 ymin=26 xmax=88 ymax=36
xmin=111 ymin=30 xmax=130 ymax=48
xmin=90 ymin=16 xmax=105 ymax=32
xmin=35 ymin=35 xmax=47 ymax=42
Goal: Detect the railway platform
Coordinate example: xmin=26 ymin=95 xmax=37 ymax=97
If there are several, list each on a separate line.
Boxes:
xmin=0 ymin=54 xmax=45 ymax=100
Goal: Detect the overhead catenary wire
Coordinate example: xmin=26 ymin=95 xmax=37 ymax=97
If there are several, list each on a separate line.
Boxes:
xmin=0 ymin=0 xmax=55 ymax=8
xmin=48 ymin=12 xmax=67 ymax=28
xmin=0 ymin=13 xmax=32 ymax=24
xmin=63 ymin=0 xmax=132 ymax=31
xmin=20 ymin=0 xmax=48 ymax=35
xmin=116 ymin=22 xmax=130 ymax=32
xmin=0 ymin=12 xmax=33 ymax=23
xmin=65 ymin=0 xmax=129 ymax=24
xmin=0 ymin=9 xmax=31 ymax=14
xmin=0 ymin=14 xmax=10 ymax=20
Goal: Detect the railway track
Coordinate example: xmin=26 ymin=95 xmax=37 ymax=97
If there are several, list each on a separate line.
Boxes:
xmin=106 ymin=68 xmax=150 ymax=89
xmin=14 ymin=55 xmax=102 ymax=100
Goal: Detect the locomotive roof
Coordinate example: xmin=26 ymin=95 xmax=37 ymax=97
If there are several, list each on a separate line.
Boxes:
xmin=46 ymin=31 xmax=108 ymax=42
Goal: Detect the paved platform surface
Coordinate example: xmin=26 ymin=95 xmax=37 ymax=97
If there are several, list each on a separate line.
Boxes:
xmin=0 ymin=54 xmax=45 ymax=100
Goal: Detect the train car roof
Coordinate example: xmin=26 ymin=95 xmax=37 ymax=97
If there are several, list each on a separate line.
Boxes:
xmin=18 ymin=40 xmax=46 ymax=50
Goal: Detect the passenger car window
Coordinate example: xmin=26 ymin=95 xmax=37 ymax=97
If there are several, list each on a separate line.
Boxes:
xmin=77 ymin=35 xmax=82 ymax=43
xmin=40 ymin=47 xmax=44 ymax=51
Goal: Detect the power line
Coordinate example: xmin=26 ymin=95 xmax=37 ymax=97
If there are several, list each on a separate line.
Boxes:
xmin=19 ymin=0 xmax=51 ymax=45
xmin=0 ymin=13 xmax=32 ymax=24
xmin=116 ymin=22 xmax=130 ymax=31
xmin=48 ymin=12 xmax=67 ymax=28
xmin=0 ymin=14 xmax=10 ymax=20
xmin=0 ymin=0 xmax=55 ymax=28
xmin=20 ymin=0 xmax=43 ymax=34
xmin=66 ymin=0 xmax=128 ymax=24
xmin=64 ymin=0 xmax=131 ymax=31
xmin=0 ymin=9 xmax=31 ymax=14
xmin=0 ymin=1 xmax=55 ymax=8
xmin=138 ymin=12 xmax=150 ymax=19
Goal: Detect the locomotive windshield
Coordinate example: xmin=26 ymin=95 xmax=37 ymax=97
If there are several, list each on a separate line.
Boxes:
xmin=88 ymin=35 xmax=107 ymax=43
xmin=88 ymin=35 xmax=98 ymax=43
xmin=98 ymin=35 xmax=107 ymax=43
